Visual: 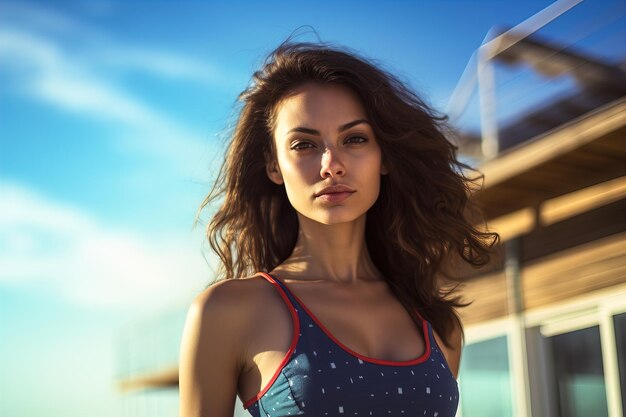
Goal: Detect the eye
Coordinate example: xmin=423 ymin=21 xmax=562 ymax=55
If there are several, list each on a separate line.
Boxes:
xmin=291 ymin=141 xmax=314 ymax=150
xmin=346 ymin=136 xmax=368 ymax=144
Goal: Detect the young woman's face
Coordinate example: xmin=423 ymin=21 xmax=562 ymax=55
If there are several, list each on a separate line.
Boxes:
xmin=267 ymin=83 xmax=388 ymax=225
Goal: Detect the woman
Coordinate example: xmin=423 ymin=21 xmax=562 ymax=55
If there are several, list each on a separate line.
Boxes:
xmin=179 ymin=41 xmax=499 ymax=417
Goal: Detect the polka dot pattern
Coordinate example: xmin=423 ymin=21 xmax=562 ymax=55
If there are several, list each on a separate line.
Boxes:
xmin=243 ymin=273 xmax=459 ymax=416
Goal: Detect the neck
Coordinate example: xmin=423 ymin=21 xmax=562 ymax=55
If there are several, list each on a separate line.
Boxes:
xmin=273 ymin=212 xmax=384 ymax=285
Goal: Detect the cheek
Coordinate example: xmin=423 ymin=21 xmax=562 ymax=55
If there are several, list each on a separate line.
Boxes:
xmin=279 ymin=152 xmax=317 ymax=180
xmin=277 ymin=157 xmax=314 ymax=201
xmin=365 ymin=151 xmax=383 ymax=196
xmin=363 ymin=148 xmax=383 ymax=174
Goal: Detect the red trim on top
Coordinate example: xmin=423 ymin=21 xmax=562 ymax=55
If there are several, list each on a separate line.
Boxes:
xmin=267 ymin=273 xmax=431 ymax=367
xmin=242 ymin=272 xmax=301 ymax=410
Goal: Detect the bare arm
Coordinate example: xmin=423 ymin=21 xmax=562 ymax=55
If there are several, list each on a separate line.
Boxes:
xmin=179 ymin=280 xmax=247 ymax=417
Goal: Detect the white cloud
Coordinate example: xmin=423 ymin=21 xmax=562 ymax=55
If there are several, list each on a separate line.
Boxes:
xmin=97 ymin=45 xmax=225 ymax=86
xmin=0 ymin=180 xmax=216 ymax=314
xmin=0 ymin=1 xmax=232 ymax=85
xmin=1 ymin=0 xmax=94 ymax=37
xmin=0 ymin=3 xmax=228 ymax=313
xmin=0 ymin=26 xmax=219 ymax=169
xmin=0 ymin=1 xmax=236 ymax=174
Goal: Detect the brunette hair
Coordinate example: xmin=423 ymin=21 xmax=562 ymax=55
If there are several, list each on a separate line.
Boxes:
xmin=196 ymin=41 xmax=499 ymax=348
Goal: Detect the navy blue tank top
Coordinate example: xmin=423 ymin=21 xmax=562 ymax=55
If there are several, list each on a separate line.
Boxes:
xmin=243 ymin=272 xmax=459 ymax=416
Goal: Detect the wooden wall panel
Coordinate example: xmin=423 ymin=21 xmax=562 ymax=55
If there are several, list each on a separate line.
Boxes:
xmin=457 ymin=271 xmax=509 ymax=325
xmin=522 ymin=232 xmax=626 ymax=310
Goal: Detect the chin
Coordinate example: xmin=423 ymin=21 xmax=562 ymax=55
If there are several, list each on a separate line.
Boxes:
xmin=304 ymin=209 xmax=368 ymax=226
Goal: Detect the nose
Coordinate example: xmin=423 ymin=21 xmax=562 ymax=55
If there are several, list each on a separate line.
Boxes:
xmin=320 ymin=147 xmax=345 ymax=178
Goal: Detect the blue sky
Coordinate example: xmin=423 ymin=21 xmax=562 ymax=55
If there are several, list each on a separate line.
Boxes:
xmin=0 ymin=0 xmax=623 ymax=415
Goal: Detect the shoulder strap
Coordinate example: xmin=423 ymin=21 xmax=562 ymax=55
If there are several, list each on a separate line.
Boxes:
xmin=255 ymin=271 xmax=300 ymax=310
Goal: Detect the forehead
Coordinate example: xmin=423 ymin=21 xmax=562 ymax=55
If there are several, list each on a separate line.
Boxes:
xmin=273 ymin=83 xmax=367 ymax=134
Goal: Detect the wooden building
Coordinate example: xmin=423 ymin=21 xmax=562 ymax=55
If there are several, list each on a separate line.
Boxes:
xmin=453 ymin=26 xmax=626 ymax=417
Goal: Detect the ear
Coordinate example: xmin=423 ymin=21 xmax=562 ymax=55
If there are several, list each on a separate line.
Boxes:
xmin=381 ymin=162 xmax=389 ymax=175
xmin=266 ymin=158 xmax=284 ymax=185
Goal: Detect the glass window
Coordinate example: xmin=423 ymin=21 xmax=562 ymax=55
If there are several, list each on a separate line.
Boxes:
xmin=548 ymin=325 xmax=608 ymax=417
xmin=459 ymin=335 xmax=513 ymax=417
xmin=614 ymin=312 xmax=626 ymax=414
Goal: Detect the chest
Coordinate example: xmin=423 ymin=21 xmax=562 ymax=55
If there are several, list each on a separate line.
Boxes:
xmin=265 ymin=348 xmax=459 ymax=416
xmin=237 ymin=283 xmax=440 ymax=410
xmin=240 ymin=285 xmax=459 ymax=416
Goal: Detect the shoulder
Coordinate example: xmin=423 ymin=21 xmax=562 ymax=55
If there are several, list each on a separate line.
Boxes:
xmin=432 ymin=318 xmax=463 ymax=380
xmin=188 ymin=274 xmax=270 ymax=330
xmin=179 ymin=275 xmax=269 ymax=416
xmin=182 ymin=279 xmax=253 ymax=364
xmin=189 ymin=274 xmax=282 ymax=332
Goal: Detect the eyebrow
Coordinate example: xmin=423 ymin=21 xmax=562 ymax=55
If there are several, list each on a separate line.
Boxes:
xmin=286 ymin=119 xmax=370 ymax=136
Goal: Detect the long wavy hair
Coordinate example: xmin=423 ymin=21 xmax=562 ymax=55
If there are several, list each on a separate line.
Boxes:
xmin=196 ymin=41 xmax=500 ymax=348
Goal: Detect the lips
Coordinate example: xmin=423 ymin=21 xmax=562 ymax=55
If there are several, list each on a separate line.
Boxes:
xmin=316 ymin=191 xmax=354 ymax=203
xmin=315 ymin=184 xmax=355 ymax=197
